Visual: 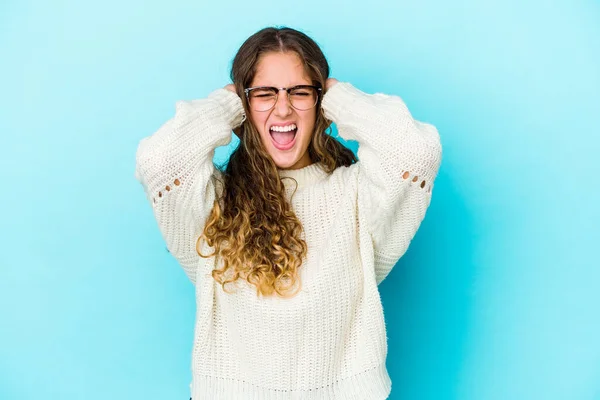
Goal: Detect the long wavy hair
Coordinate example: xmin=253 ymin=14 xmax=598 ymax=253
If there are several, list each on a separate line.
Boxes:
xmin=197 ymin=27 xmax=357 ymax=298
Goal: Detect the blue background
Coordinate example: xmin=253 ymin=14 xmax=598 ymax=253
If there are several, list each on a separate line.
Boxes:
xmin=1 ymin=0 xmax=599 ymax=399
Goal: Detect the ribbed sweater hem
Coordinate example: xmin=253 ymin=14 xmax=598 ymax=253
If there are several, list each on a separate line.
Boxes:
xmin=190 ymin=363 xmax=391 ymax=399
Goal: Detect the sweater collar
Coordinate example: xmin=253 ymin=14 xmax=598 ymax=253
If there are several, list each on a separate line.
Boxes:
xmin=277 ymin=162 xmax=328 ymax=189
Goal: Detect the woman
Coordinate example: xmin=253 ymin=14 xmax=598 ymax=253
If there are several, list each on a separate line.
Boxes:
xmin=135 ymin=26 xmax=442 ymax=399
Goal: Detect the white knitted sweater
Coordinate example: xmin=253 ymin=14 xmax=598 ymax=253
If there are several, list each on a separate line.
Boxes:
xmin=135 ymin=82 xmax=442 ymax=399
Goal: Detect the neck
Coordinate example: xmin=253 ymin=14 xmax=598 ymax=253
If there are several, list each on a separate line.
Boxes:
xmin=277 ymin=162 xmax=328 ymax=189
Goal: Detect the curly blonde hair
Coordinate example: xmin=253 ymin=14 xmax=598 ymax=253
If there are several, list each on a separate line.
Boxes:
xmin=197 ymin=27 xmax=357 ymax=298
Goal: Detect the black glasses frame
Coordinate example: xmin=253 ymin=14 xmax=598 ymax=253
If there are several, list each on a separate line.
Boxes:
xmin=243 ymin=85 xmax=323 ymax=111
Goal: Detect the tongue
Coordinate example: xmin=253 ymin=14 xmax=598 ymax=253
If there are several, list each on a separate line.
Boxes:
xmin=270 ymin=129 xmax=296 ymax=145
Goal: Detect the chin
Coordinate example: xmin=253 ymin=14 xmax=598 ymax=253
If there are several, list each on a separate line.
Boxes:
xmin=271 ymin=155 xmax=299 ymax=169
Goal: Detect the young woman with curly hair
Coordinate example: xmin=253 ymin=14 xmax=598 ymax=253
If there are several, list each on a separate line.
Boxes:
xmin=135 ymin=26 xmax=442 ymax=400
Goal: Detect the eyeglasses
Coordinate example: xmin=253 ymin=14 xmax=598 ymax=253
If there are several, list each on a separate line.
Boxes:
xmin=244 ymin=85 xmax=322 ymax=112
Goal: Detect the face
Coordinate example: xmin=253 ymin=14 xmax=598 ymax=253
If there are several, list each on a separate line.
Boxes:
xmin=248 ymin=51 xmax=317 ymax=170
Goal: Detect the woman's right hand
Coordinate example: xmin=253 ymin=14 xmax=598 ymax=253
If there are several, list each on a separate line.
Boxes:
xmin=224 ymin=84 xmax=243 ymax=139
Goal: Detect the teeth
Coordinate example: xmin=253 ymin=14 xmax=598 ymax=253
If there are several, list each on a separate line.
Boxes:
xmin=270 ymin=124 xmax=297 ymax=132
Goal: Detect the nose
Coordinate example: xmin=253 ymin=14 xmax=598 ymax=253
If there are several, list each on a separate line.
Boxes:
xmin=273 ymin=89 xmax=293 ymax=117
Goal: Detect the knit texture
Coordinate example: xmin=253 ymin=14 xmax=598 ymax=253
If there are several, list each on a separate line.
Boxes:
xmin=135 ymin=82 xmax=442 ymax=399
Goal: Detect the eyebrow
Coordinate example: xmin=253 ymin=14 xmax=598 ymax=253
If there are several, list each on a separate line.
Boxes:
xmin=249 ymin=82 xmax=313 ymax=88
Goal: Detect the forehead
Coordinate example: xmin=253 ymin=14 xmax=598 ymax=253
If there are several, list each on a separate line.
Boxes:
xmin=252 ymin=51 xmax=312 ymax=86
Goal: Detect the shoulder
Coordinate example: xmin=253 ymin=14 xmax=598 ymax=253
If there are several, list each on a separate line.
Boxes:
xmin=322 ymin=162 xmax=361 ymax=190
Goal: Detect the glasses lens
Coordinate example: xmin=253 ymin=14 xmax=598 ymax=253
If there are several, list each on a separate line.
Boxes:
xmin=289 ymin=87 xmax=318 ymax=110
xmin=248 ymin=88 xmax=277 ymax=111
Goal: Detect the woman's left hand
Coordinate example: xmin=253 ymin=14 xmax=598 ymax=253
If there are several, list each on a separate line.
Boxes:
xmin=326 ymin=78 xmax=339 ymax=90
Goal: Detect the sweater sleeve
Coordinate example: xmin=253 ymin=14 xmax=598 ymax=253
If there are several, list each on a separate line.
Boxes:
xmin=134 ymin=88 xmax=245 ymax=284
xmin=321 ymin=82 xmax=442 ymax=285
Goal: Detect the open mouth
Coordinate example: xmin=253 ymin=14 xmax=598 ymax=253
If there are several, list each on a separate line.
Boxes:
xmin=269 ymin=124 xmax=298 ymax=150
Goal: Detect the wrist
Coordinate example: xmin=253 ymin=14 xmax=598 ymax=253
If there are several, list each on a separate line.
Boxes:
xmin=207 ymin=88 xmax=245 ymax=128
